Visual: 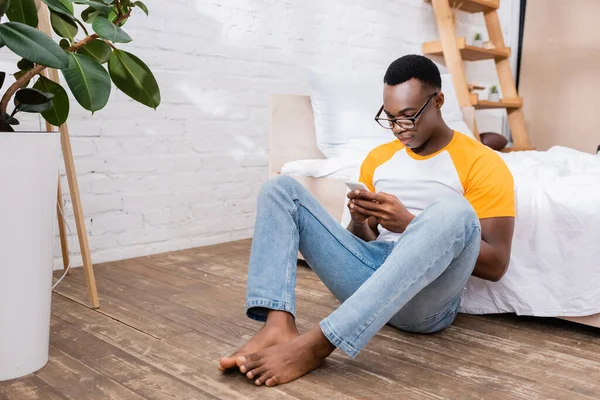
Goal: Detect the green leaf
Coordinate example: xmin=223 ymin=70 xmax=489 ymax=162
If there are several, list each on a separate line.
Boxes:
xmin=14 ymin=87 xmax=54 ymax=113
xmin=0 ymin=36 xmax=4 ymax=48
xmin=51 ymin=11 xmax=78 ymax=41
xmin=33 ymin=76 xmax=70 ymax=125
xmin=62 ymin=53 xmax=111 ymax=112
xmin=108 ymin=49 xmax=160 ymax=109
xmin=0 ymin=72 xmax=5 ymax=89
xmin=0 ymin=0 xmax=11 ymax=18
xmin=6 ymin=0 xmax=39 ymax=27
xmin=59 ymin=38 xmax=70 ymax=49
xmin=14 ymin=87 xmax=54 ymax=106
xmin=73 ymin=0 xmax=111 ymax=14
xmin=59 ymin=0 xmax=73 ymax=13
xmin=41 ymin=0 xmax=74 ymax=19
xmin=17 ymin=58 xmax=34 ymax=70
xmin=18 ymin=100 xmax=53 ymax=113
xmin=81 ymin=6 xmax=96 ymax=21
xmin=134 ymin=1 xmax=147 ymax=16
xmin=77 ymin=39 xmax=111 ymax=63
xmin=100 ymin=0 xmax=112 ymax=4
xmin=0 ymin=22 xmax=70 ymax=69
xmin=14 ymin=69 xmax=31 ymax=88
xmin=92 ymin=16 xmax=131 ymax=43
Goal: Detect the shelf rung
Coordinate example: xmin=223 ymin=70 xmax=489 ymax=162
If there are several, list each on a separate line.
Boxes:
xmin=424 ymin=0 xmax=499 ymax=13
xmin=470 ymin=96 xmax=523 ymax=109
xmin=423 ymin=37 xmax=510 ymax=61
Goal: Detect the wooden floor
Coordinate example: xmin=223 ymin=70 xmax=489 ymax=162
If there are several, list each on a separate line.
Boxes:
xmin=2 ymin=240 xmax=600 ymax=399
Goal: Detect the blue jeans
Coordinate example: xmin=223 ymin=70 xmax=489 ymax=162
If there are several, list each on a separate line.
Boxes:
xmin=246 ymin=176 xmax=481 ymax=358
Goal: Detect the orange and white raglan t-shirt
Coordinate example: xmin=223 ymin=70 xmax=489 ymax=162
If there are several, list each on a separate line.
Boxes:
xmin=359 ymin=131 xmax=516 ymax=242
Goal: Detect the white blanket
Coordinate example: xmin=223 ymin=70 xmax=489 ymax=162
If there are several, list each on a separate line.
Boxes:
xmin=281 ymin=147 xmax=600 ymax=317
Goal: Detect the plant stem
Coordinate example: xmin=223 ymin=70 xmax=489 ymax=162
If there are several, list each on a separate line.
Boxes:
xmin=116 ymin=0 xmax=123 ymax=18
xmin=0 ymin=12 xmax=131 ymax=115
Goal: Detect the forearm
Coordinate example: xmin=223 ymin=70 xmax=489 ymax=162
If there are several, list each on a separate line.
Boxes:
xmin=347 ymin=220 xmax=378 ymax=242
xmin=472 ymin=239 xmax=509 ymax=282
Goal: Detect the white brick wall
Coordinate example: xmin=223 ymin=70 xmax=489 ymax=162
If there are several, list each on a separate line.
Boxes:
xmin=0 ymin=0 xmax=516 ymax=269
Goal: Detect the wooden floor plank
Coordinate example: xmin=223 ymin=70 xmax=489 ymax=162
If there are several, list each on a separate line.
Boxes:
xmin=382 ymin=323 xmax=600 ymax=399
xmin=0 ymin=375 xmax=68 ymax=400
xmin=36 ymin=346 xmax=146 ymax=400
xmin=51 ymin=295 xmax=292 ymax=400
xmin=49 ymin=314 xmax=220 ymax=400
xmin=55 ymin=278 xmax=193 ymax=340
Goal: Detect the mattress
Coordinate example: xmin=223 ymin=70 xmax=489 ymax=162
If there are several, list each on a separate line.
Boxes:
xmin=280 ymin=147 xmax=600 ymax=317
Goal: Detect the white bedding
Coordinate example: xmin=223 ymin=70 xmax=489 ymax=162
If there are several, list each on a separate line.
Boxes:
xmin=281 ymin=147 xmax=600 ymax=317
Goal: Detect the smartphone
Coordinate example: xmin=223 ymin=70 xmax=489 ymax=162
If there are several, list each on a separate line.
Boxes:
xmin=345 ymin=181 xmax=370 ymax=192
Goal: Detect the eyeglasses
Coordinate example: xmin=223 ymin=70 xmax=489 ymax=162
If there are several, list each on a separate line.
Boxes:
xmin=374 ymin=92 xmax=439 ymax=131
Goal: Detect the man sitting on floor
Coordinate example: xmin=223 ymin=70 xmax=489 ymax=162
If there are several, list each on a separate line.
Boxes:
xmin=218 ymin=54 xmax=516 ymax=387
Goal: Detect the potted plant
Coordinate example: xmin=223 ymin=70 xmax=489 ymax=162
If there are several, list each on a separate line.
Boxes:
xmin=488 ymin=85 xmax=500 ymax=102
xmin=0 ymin=0 xmax=160 ymax=381
xmin=473 ymin=32 xmax=483 ymax=47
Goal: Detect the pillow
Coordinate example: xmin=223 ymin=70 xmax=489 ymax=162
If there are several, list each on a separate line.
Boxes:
xmin=308 ymin=68 xmax=474 ymax=159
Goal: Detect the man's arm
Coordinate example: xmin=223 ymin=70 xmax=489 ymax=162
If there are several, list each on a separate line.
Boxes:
xmin=472 ymin=217 xmax=515 ymax=282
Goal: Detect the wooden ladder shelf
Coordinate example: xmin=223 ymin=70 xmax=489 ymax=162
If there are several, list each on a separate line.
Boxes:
xmin=423 ymin=0 xmax=533 ymax=151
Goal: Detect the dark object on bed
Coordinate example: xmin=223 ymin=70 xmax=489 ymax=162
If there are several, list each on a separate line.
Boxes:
xmin=480 ymin=132 xmax=508 ymax=151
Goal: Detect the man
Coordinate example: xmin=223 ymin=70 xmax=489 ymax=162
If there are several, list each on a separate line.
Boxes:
xmin=219 ymin=54 xmax=516 ymax=387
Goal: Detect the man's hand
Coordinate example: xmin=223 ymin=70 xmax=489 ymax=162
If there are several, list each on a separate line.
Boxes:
xmin=346 ymin=190 xmax=370 ymax=224
xmin=348 ymin=190 xmax=415 ymax=233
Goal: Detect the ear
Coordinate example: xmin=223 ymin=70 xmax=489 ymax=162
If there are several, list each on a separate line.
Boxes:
xmin=435 ymin=92 xmax=445 ymax=109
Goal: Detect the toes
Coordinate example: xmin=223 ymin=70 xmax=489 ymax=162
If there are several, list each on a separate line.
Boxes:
xmin=265 ymin=376 xmax=280 ymax=387
xmin=255 ymin=370 xmax=274 ymax=386
xmin=246 ymin=366 xmax=267 ymax=380
xmin=239 ymin=360 xmax=261 ymax=374
xmin=218 ymin=356 xmax=238 ymax=371
xmin=236 ymin=353 xmax=259 ymax=367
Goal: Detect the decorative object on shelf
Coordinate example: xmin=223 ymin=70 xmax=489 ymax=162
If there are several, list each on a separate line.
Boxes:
xmin=467 ymin=83 xmax=485 ymax=101
xmin=473 ymin=32 xmax=483 ymax=47
xmin=480 ymin=131 xmax=508 ymax=151
xmin=484 ymin=40 xmax=496 ymax=49
xmin=488 ymin=85 xmax=500 ymax=102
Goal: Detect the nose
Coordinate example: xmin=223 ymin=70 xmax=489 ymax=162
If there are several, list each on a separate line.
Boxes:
xmin=392 ymin=123 xmax=406 ymax=135
xmin=392 ymin=124 xmax=409 ymax=136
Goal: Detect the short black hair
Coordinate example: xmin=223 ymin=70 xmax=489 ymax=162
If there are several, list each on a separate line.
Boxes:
xmin=383 ymin=54 xmax=441 ymax=90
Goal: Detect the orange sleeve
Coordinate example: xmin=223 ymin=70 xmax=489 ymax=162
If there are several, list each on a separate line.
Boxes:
xmin=358 ymin=154 xmax=376 ymax=192
xmin=464 ymin=153 xmax=516 ymax=219
xmin=358 ymin=141 xmax=402 ymax=192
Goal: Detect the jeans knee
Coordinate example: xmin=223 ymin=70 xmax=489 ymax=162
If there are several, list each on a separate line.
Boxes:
xmin=423 ymin=195 xmax=481 ymax=240
xmin=424 ymin=195 xmax=480 ymax=232
xmin=258 ymin=175 xmax=299 ymax=202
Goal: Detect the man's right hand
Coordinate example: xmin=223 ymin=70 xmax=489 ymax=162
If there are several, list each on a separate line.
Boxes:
xmin=347 ymin=190 xmax=371 ymax=224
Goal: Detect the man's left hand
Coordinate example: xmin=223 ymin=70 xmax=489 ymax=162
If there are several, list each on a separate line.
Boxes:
xmin=349 ymin=191 xmax=415 ymax=233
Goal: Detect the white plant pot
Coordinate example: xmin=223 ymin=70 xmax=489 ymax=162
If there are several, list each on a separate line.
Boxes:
xmin=473 ymin=39 xmax=484 ymax=47
xmin=488 ymin=92 xmax=500 ymax=102
xmin=0 ymin=132 xmax=60 ymax=381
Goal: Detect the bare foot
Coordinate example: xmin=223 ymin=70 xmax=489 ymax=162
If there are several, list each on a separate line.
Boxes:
xmin=236 ymin=325 xmax=336 ymax=387
xmin=218 ymin=311 xmax=299 ymax=371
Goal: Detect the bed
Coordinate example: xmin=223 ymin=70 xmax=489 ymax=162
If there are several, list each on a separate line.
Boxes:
xmin=269 ymin=88 xmax=600 ymax=328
